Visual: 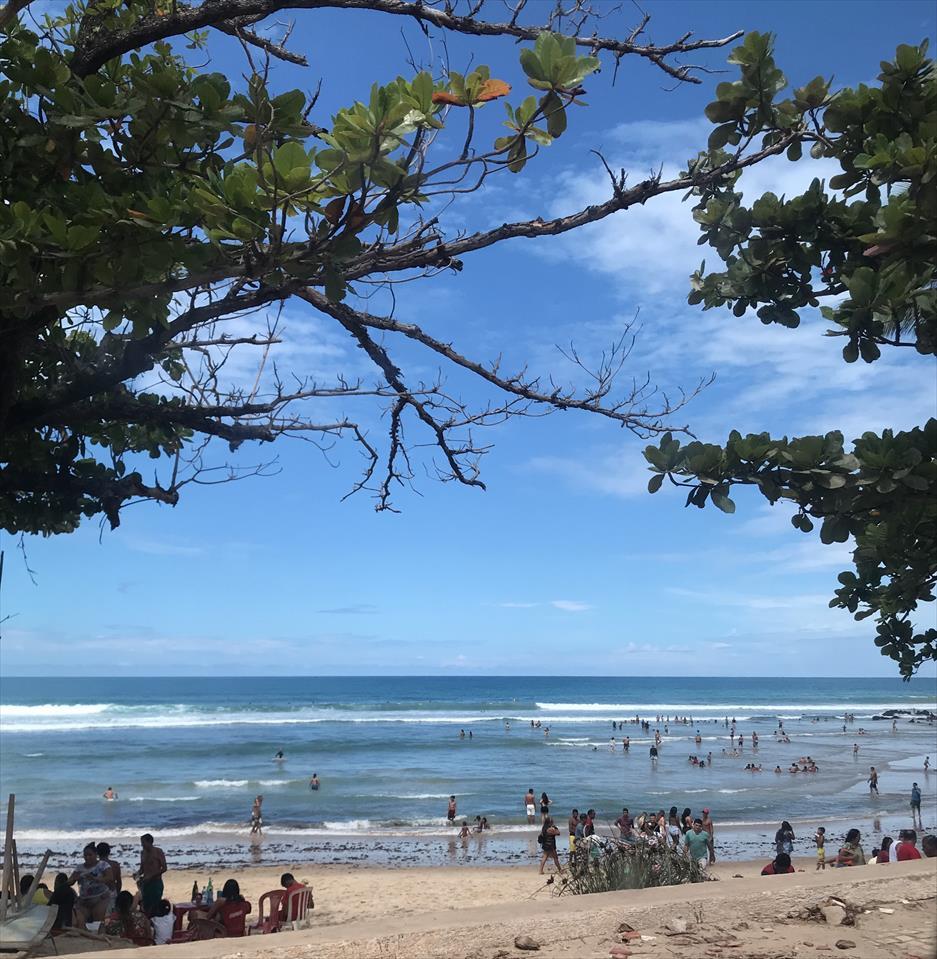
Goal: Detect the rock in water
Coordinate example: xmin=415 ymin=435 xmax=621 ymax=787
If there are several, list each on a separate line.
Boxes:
xmin=514 ymin=935 xmax=541 ymax=951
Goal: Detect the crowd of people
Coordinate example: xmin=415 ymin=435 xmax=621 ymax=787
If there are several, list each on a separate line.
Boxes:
xmin=20 ymin=834 xmax=168 ymax=943
xmin=20 ymin=833 xmax=312 ymax=946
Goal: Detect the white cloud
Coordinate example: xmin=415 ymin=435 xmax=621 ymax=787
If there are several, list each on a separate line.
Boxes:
xmin=124 ymin=538 xmax=205 ymax=557
xmin=550 ymin=599 xmax=593 ymax=612
xmin=496 ymin=601 xmax=539 ymax=608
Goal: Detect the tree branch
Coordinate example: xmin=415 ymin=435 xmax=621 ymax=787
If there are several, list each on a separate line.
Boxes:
xmin=69 ymin=0 xmax=742 ymax=81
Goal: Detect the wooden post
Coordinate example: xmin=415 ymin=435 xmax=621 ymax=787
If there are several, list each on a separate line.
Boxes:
xmin=0 ymin=793 xmax=14 ymax=923
xmin=10 ymin=839 xmax=21 ymax=910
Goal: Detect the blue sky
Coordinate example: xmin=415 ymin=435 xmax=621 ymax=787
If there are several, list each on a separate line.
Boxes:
xmin=2 ymin=0 xmax=936 ymax=677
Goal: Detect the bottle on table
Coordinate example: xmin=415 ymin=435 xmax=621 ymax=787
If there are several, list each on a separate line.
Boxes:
xmin=205 ymin=878 xmax=213 ymax=905
xmin=191 ymin=880 xmax=199 ymax=903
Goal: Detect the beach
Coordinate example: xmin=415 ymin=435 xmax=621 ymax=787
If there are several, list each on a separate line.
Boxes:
xmin=2 ymin=675 xmax=936 ymax=870
xmin=3 ymin=675 xmax=936 ymax=956
xmin=31 ymin=859 xmax=937 ymax=958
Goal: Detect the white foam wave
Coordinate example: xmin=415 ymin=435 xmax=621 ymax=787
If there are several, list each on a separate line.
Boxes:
xmin=535 ymin=702 xmax=927 ymax=713
xmin=23 ymin=752 xmax=44 ymax=757
xmin=257 ymin=780 xmax=291 ymax=787
xmin=193 ymin=779 xmax=249 ymax=789
xmin=719 ymin=788 xmax=750 ymax=794
xmin=392 ymin=794 xmax=454 ymax=800
xmin=1 ymin=703 xmax=113 ymax=717
xmin=126 ymin=796 xmax=201 ymax=803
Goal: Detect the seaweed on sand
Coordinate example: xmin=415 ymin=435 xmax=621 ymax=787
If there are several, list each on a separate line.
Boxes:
xmin=555 ymin=837 xmax=706 ymax=896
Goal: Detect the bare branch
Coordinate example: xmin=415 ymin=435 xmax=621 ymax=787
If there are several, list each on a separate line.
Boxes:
xmin=69 ymin=0 xmax=742 ymax=82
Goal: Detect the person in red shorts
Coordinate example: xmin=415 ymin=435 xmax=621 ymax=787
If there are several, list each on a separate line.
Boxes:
xmin=894 ymin=829 xmax=922 ymax=861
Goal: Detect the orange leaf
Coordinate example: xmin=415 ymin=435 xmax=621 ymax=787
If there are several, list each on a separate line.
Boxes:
xmin=127 ymin=209 xmax=150 ymax=218
xmin=432 ymin=91 xmax=467 ymax=107
xmin=476 ymin=79 xmax=511 ymax=102
xmin=323 ymin=196 xmax=346 ymax=226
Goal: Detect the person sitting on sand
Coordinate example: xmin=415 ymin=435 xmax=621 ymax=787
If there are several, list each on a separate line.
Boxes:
xmin=69 ymin=842 xmax=113 ymax=927
xmin=877 ymin=836 xmax=894 ymax=863
xmin=922 ymin=834 xmax=937 ymax=858
xmin=151 ymin=900 xmax=175 ymax=944
xmin=198 ymin=879 xmax=252 ymax=936
xmin=102 ymin=890 xmax=154 ymax=945
xmin=761 ymin=852 xmax=795 ymax=875
xmin=829 ymin=828 xmax=866 ymax=866
xmin=279 ymin=873 xmax=307 ymax=922
xmin=48 ymin=873 xmax=76 ymax=931
xmin=19 ymin=874 xmax=49 ymax=905
xmin=895 ymin=829 xmax=922 ymax=861
xmin=537 ymin=816 xmax=564 ymax=875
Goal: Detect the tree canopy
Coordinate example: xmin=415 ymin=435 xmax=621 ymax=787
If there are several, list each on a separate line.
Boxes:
xmin=645 ymin=36 xmax=936 ymax=677
xmin=2 ymin=0 xmax=770 ymax=535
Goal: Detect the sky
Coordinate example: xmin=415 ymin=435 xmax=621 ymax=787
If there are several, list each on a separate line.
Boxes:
xmin=2 ymin=0 xmax=936 ymax=678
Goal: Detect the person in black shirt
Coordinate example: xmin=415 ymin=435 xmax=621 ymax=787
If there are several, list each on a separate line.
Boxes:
xmin=48 ymin=872 xmax=77 ymax=930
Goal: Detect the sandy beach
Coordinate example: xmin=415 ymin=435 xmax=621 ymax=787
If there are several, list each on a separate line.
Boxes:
xmin=40 ymin=858 xmax=935 ymax=958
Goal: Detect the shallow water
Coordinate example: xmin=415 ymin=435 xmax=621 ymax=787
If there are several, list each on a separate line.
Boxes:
xmin=1 ymin=675 xmax=934 ymax=867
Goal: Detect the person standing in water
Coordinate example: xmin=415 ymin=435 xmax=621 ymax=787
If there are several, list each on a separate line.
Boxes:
xmin=250 ymin=795 xmax=264 ymax=835
xmin=102 ymin=787 xmax=118 ymax=801
xmin=524 ymin=788 xmax=536 ymax=824
xmin=447 ymin=795 xmax=457 ymax=824
xmin=869 ymin=766 xmax=879 ymax=795
xmin=309 ymin=773 xmax=320 ymax=791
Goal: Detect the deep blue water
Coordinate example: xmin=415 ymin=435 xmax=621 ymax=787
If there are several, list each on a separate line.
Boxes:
xmin=1 ymin=675 xmax=934 ymax=864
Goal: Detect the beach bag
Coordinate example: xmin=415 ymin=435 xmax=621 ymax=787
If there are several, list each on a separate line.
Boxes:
xmin=537 ymin=833 xmax=544 ymax=846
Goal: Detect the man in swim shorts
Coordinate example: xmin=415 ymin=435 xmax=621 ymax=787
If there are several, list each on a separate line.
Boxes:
xmin=138 ymin=834 xmax=167 ymax=917
xmin=447 ymin=795 xmax=457 ymax=824
xmin=525 ymin=788 xmax=536 ymax=824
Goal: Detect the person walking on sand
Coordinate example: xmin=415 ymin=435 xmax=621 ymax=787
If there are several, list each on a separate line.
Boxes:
xmin=524 ymin=788 xmax=536 ymax=824
xmin=775 ymin=821 xmax=795 ymax=856
xmin=868 ymin=766 xmax=879 ymax=795
xmin=537 ymin=816 xmax=564 ymax=875
xmin=683 ymin=819 xmax=710 ymax=876
xmin=911 ymin=782 xmax=923 ymax=828
xmin=250 ymin=795 xmax=264 ymax=835
xmin=447 ymin=795 xmax=457 ymax=824
xmin=815 ymin=827 xmax=826 ymax=870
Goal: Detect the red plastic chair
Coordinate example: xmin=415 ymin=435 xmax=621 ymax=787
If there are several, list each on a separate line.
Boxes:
xmin=280 ymin=886 xmax=313 ymax=928
xmin=248 ymin=890 xmax=284 ymax=935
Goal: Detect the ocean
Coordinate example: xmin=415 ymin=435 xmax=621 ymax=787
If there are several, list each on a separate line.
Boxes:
xmin=1 ymin=675 xmax=934 ymax=869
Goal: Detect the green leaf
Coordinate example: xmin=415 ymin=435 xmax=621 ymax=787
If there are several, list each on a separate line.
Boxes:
xmin=647 ymin=473 xmax=664 ymax=494
xmin=541 ymin=91 xmax=566 ymax=137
